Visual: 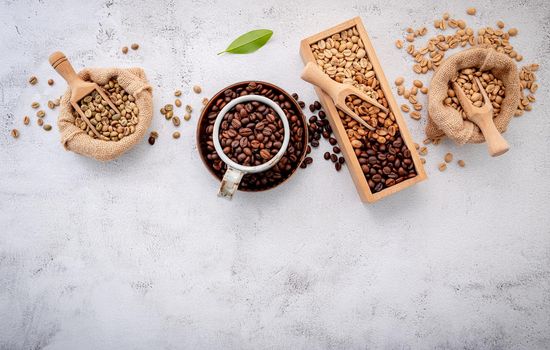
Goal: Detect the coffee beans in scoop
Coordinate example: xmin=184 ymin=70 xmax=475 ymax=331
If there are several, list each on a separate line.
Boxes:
xmin=218 ymin=102 xmax=284 ymax=166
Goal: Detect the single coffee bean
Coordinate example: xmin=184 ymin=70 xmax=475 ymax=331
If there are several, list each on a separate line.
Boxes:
xmin=148 ymin=136 xmax=155 ymax=145
xmin=338 ymin=157 xmax=345 ymax=164
xmin=329 ymin=137 xmax=337 ymax=146
xmin=335 ymin=162 xmax=342 ymax=171
xmin=331 ymin=154 xmax=338 ymax=163
xmin=304 ymin=156 xmax=313 ymax=165
xmin=313 ymin=101 xmax=321 ymax=110
xmin=333 ymin=146 xmax=340 ymax=154
xmin=324 ymin=152 xmax=330 ymax=160
xmin=298 ymin=101 xmax=305 ymax=108
xmin=309 ymin=104 xmax=315 ymax=112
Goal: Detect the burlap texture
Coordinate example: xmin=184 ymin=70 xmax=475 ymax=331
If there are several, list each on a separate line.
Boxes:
xmin=58 ymin=67 xmax=152 ymax=161
xmin=426 ymin=47 xmax=520 ymax=144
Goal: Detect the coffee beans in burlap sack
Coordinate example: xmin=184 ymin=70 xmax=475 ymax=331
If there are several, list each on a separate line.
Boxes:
xmin=58 ymin=67 xmax=152 ymax=161
xmin=426 ymin=47 xmax=520 ymax=144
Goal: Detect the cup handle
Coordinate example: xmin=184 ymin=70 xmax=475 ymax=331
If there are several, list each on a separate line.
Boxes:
xmin=218 ymin=167 xmax=245 ymax=199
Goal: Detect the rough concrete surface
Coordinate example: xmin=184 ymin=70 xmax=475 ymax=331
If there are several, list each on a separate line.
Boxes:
xmin=1 ymin=0 xmax=549 ymax=349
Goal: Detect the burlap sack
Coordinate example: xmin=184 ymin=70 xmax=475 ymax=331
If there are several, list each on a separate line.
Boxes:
xmin=426 ymin=47 xmax=520 ymax=144
xmin=58 ymin=67 xmax=152 ymax=161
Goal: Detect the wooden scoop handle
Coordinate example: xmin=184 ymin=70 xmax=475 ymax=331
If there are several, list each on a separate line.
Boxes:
xmin=473 ymin=117 xmax=510 ymax=157
xmin=49 ymin=51 xmax=81 ymax=87
xmin=301 ymin=62 xmax=340 ymax=101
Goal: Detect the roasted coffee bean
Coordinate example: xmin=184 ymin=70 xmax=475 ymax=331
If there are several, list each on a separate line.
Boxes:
xmin=311 ymin=140 xmax=319 ymax=147
xmin=324 ymin=152 xmax=330 ymax=160
xmin=199 ymin=82 xmax=306 ymax=190
xmin=313 ymin=101 xmax=321 ymax=110
xmin=331 ymin=154 xmax=338 ymax=163
xmin=298 ymin=101 xmax=305 ymax=108
xmin=338 ymin=157 xmax=345 ymax=164
xmin=148 ymin=136 xmax=155 ymax=145
xmin=333 ymin=146 xmax=340 ymax=154
xmin=335 ymin=162 xmax=342 ymax=171
xmin=291 ymin=93 xmax=299 ymax=100
xmin=329 ymin=137 xmax=337 ymax=146
xmin=309 ymin=104 xmax=315 ymax=112
xmin=318 ymin=110 xmax=326 ymax=119
xmin=304 ymin=156 xmax=313 ymax=165
xmin=218 ymin=101 xmax=285 ymax=166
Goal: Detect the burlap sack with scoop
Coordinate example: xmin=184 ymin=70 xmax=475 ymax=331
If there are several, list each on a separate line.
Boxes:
xmin=58 ymin=67 xmax=153 ymax=161
xmin=426 ymin=47 xmax=520 ymax=144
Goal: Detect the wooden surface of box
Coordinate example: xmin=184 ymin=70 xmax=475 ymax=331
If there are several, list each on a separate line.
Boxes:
xmin=300 ymin=17 xmax=427 ymax=202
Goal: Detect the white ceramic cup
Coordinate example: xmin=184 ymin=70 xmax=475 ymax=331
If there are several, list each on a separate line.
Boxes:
xmin=213 ymin=95 xmax=290 ymax=199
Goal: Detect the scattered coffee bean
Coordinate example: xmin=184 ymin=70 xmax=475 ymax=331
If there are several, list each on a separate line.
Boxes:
xmin=333 ymin=146 xmax=340 ymax=154
xmin=47 ymin=79 xmax=54 ymax=86
xmin=184 ymin=113 xmax=191 ymax=121
xmin=150 ymin=131 xmax=159 ymax=139
xmin=467 ymin=7 xmax=476 ymax=15
xmin=37 ymin=118 xmax=44 ymax=126
xmin=173 ymin=131 xmax=181 ymax=139
xmin=186 ymin=105 xmax=193 ymax=113
xmin=23 ymin=116 xmax=30 ymax=125
xmin=438 ymin=163 xmax=447 ymax=172
xmin=131 ymin=43 xmax=139 ymax=50
xmin=175 ymin=99 xmax=182 ymax=107
xmin=444 ymin=152 xmax=453 ymax=163
xmin=331 ymin=154 xmax=337 ymax=163
xmin=28 ymin=76 xmax=37 ymax=85
xmin=174 ymin=90 xmax=182 ymax=97
xmin=338 ymin=156 xmax=345 ymax=164
xmin=31 ymin=102 xmax=40 ymax=109
xmin=43 ymin=124 xmax=52 ymax=131
xmin=309 ymin=104 xmax=315 ymax=112
xmin=313 ymin=101 xmax=321 ymax=110
xmin=324 ymin=152 xmax=330 ymax=160
xmin=458 ymin=159 xmax=465 ymax=167
xmin=11 ymin=129 xmax=19 ymax=138
xmin=335 ymin=162 xmax=342 ymax=171
xmin=291 ymin=93 xmax=299 ymax=100
xmin=304 ymin=156 xmax=313 ymax=165
xmin=329 ymin=137 xmax=337 ymax=146
xmin=172 ymin=116 xmax=181 ymax=127
xmin=122 ymin=46 xmax=128 ymax=54
xmin=148 ymin=136 xmax=155 ymax=145
xmin=193 ymin=85 xmax=202 ymax=94
xmin=202 ymin=97 xmax=209 ymax=106
xmin=36 ymin=110 xmax=45 ymax=118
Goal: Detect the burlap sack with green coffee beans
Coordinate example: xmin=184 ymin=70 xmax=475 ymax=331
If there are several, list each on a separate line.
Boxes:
xmin=58 ymin=67 xmax=152 ymax=161
xmin=426 ymin=47 xmax=520 ymax=144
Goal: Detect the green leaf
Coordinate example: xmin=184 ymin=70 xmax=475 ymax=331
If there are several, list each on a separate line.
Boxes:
xmin=218 ymin=29 xmax=273 ymax=55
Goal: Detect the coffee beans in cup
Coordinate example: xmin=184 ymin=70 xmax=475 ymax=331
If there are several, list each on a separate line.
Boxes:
xmin=198 ymin=81 xmax=307 ymax=191
xmin=218 ymin=101 xmax=284 ymax=166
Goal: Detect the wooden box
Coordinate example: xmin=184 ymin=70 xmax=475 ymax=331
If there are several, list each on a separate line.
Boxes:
xmin=300 ymin=17 xmax=427 ymax=202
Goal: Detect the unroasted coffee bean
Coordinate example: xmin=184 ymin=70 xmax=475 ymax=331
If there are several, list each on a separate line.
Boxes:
xmin=218 ymin=101 xmax=284 ymax=166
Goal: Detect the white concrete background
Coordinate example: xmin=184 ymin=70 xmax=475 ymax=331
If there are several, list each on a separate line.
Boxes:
xmin=1 ymin=0 xmax=549 ymax=349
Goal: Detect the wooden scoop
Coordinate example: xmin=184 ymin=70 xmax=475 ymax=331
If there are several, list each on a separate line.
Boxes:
xmin=49 ymin=51 xmax=120 ymax=140
xmin=301 ymin=62 xmax=388 ymax=131
xmin=453 ymin=77 xmax=509 ymax=157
